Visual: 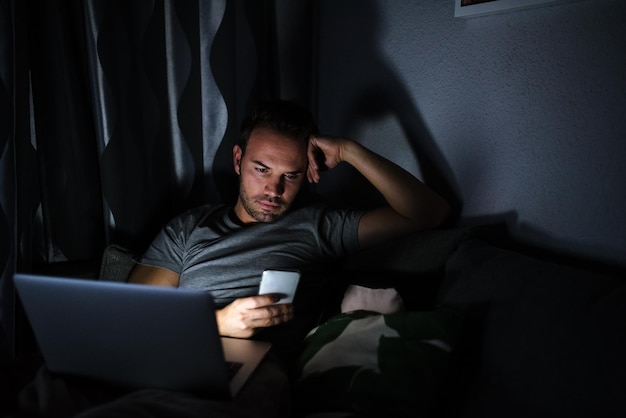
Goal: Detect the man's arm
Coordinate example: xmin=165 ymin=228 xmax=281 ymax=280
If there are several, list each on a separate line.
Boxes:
xmin=129 ymin=264 xmax=293 ymax=338
xmin=129 ymin=264 xmax=181 ymax=286
xmin=307 ymin=136 xmax=451 ymax=249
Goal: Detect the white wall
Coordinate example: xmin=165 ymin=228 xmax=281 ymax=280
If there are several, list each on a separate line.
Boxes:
xmin=314 ymin=0 xmax=626 ymax=268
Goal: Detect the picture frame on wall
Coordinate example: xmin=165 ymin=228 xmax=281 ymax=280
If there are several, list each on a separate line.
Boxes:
xmin=454 ymin=0 xmax=573 ymax=18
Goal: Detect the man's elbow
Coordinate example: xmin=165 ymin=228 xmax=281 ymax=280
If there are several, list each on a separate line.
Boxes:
xmin=419 ymin=196 xmax=452 ymax=230
xmin=434 ymin=198 xmax=452 ymax=226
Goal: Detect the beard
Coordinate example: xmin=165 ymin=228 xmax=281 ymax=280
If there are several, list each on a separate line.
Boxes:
xmin=237 ymin=187 xmax=289 ymax=223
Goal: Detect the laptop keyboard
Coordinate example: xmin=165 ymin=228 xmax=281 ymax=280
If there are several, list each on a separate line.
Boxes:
xmin=226 ymin=361 xmax=243 ymax=380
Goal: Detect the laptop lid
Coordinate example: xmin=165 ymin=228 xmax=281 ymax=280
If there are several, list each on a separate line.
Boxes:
xmin=14 ymin=273 xmax=271 ymax=398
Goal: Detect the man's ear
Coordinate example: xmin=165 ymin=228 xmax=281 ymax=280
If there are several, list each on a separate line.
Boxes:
xmin=233 ymin=145 xmax=243 ymax=175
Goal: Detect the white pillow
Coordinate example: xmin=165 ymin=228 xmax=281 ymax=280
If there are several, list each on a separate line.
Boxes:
xmin=340 ymin=284 xmax=405 ymax=314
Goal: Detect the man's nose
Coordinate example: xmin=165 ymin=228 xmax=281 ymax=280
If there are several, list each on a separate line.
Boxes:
xmin=265 ymin=176 xmax=284 ymax=197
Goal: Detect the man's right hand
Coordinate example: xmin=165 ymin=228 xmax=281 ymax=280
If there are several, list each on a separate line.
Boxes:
xmin=216 ymin=295 xmax=295 ymax=338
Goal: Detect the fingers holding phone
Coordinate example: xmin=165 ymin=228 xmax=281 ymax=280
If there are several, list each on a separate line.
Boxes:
xmin=216 ymin=294 xmax=294 ymax=338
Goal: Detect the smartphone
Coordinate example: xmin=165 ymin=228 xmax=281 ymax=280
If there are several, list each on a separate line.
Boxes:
xmin=258 ymin=269 xmax=301 ymax=304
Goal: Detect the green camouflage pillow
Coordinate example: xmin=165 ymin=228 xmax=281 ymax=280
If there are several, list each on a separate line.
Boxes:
xmin=295 ymin=307 xmax=466 ymax=416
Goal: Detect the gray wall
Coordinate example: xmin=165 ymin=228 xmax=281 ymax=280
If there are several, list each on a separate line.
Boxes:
xmin=313 ymin=0 xmax=626 ymax=268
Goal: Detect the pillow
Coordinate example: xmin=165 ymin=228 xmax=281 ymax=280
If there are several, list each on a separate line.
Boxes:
xmin=294 ymin=306 xmax=466 ymax=417
xmin=341 ymin=227 xmax=478 ymax=275
xmin=340 ymin=284 xmax=405 ymax=314
xmin=99 ymin=244 xmax=136 ymax=282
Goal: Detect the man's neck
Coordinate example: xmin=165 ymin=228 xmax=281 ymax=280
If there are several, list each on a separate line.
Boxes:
xmin=228 ymin=206 xmax=250 ymax=226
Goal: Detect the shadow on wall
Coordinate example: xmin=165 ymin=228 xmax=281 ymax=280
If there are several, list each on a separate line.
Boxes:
xmin=316 ymin=0 xmax=461 ymax=221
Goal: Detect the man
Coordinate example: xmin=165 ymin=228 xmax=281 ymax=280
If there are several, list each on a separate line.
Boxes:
xmin=9 ymin=100 xmax=450 ymax=418
xmin=130 ymin=100 xmax=450 ymax=340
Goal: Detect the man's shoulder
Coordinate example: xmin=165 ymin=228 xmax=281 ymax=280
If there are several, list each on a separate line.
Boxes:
xmin=286 ymin=201 xmax=328 ymax=219
xmin=287 ymin=202 xmax=364 ymax=224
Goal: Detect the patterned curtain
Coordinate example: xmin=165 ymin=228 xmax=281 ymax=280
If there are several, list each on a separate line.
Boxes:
xmin=83 ymin=0 xmax=233 ymax=252
xmin=1 ymin=0 xmax=301 ymax=357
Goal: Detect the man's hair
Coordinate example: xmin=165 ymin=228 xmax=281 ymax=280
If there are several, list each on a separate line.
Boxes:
xmin=239 ymin=100 xmax=317 ymax=153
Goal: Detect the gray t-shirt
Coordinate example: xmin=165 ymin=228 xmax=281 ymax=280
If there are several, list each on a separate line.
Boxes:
xmin=139 ymin=204 xmax=363 ymax=307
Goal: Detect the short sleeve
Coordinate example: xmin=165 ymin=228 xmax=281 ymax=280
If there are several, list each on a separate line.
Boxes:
xmin=316 ymin=206 xmax=364 ymax=257
xmin=139 ymin=210 xmax=194 ymax=274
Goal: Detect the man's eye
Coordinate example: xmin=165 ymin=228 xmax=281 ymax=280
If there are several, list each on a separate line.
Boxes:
xmin=284 ymin=173 xmax=300 ymax=181
xmin=255 ymin=167 xmax=268 ymax=174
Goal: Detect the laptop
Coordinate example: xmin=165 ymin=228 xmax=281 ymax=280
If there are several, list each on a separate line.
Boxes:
xmin=14 ymin=273 xmax=271 ymax=398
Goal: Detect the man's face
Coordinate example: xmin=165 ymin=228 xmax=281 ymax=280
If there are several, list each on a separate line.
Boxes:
xmin=232 ymin=127 xmax=308 ymax=223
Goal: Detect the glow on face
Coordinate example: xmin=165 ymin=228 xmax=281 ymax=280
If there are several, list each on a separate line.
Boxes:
xmin=233 ymin=128 xmax=308 ymax=223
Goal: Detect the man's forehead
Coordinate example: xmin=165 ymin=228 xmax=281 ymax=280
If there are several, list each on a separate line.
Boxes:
xmin=246 ymin=128 xmax=308 ymax=157
xmin=248 ymin=126 xmax=306 ymax=144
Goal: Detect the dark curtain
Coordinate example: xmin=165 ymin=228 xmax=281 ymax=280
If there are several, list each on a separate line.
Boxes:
xmin=1 ymin=0 xmax=16 ymax=361
xmin=1 ymin=0 xmax=315 ymax=358
xmin=21 ymin=0 xmax=254 ymax=263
